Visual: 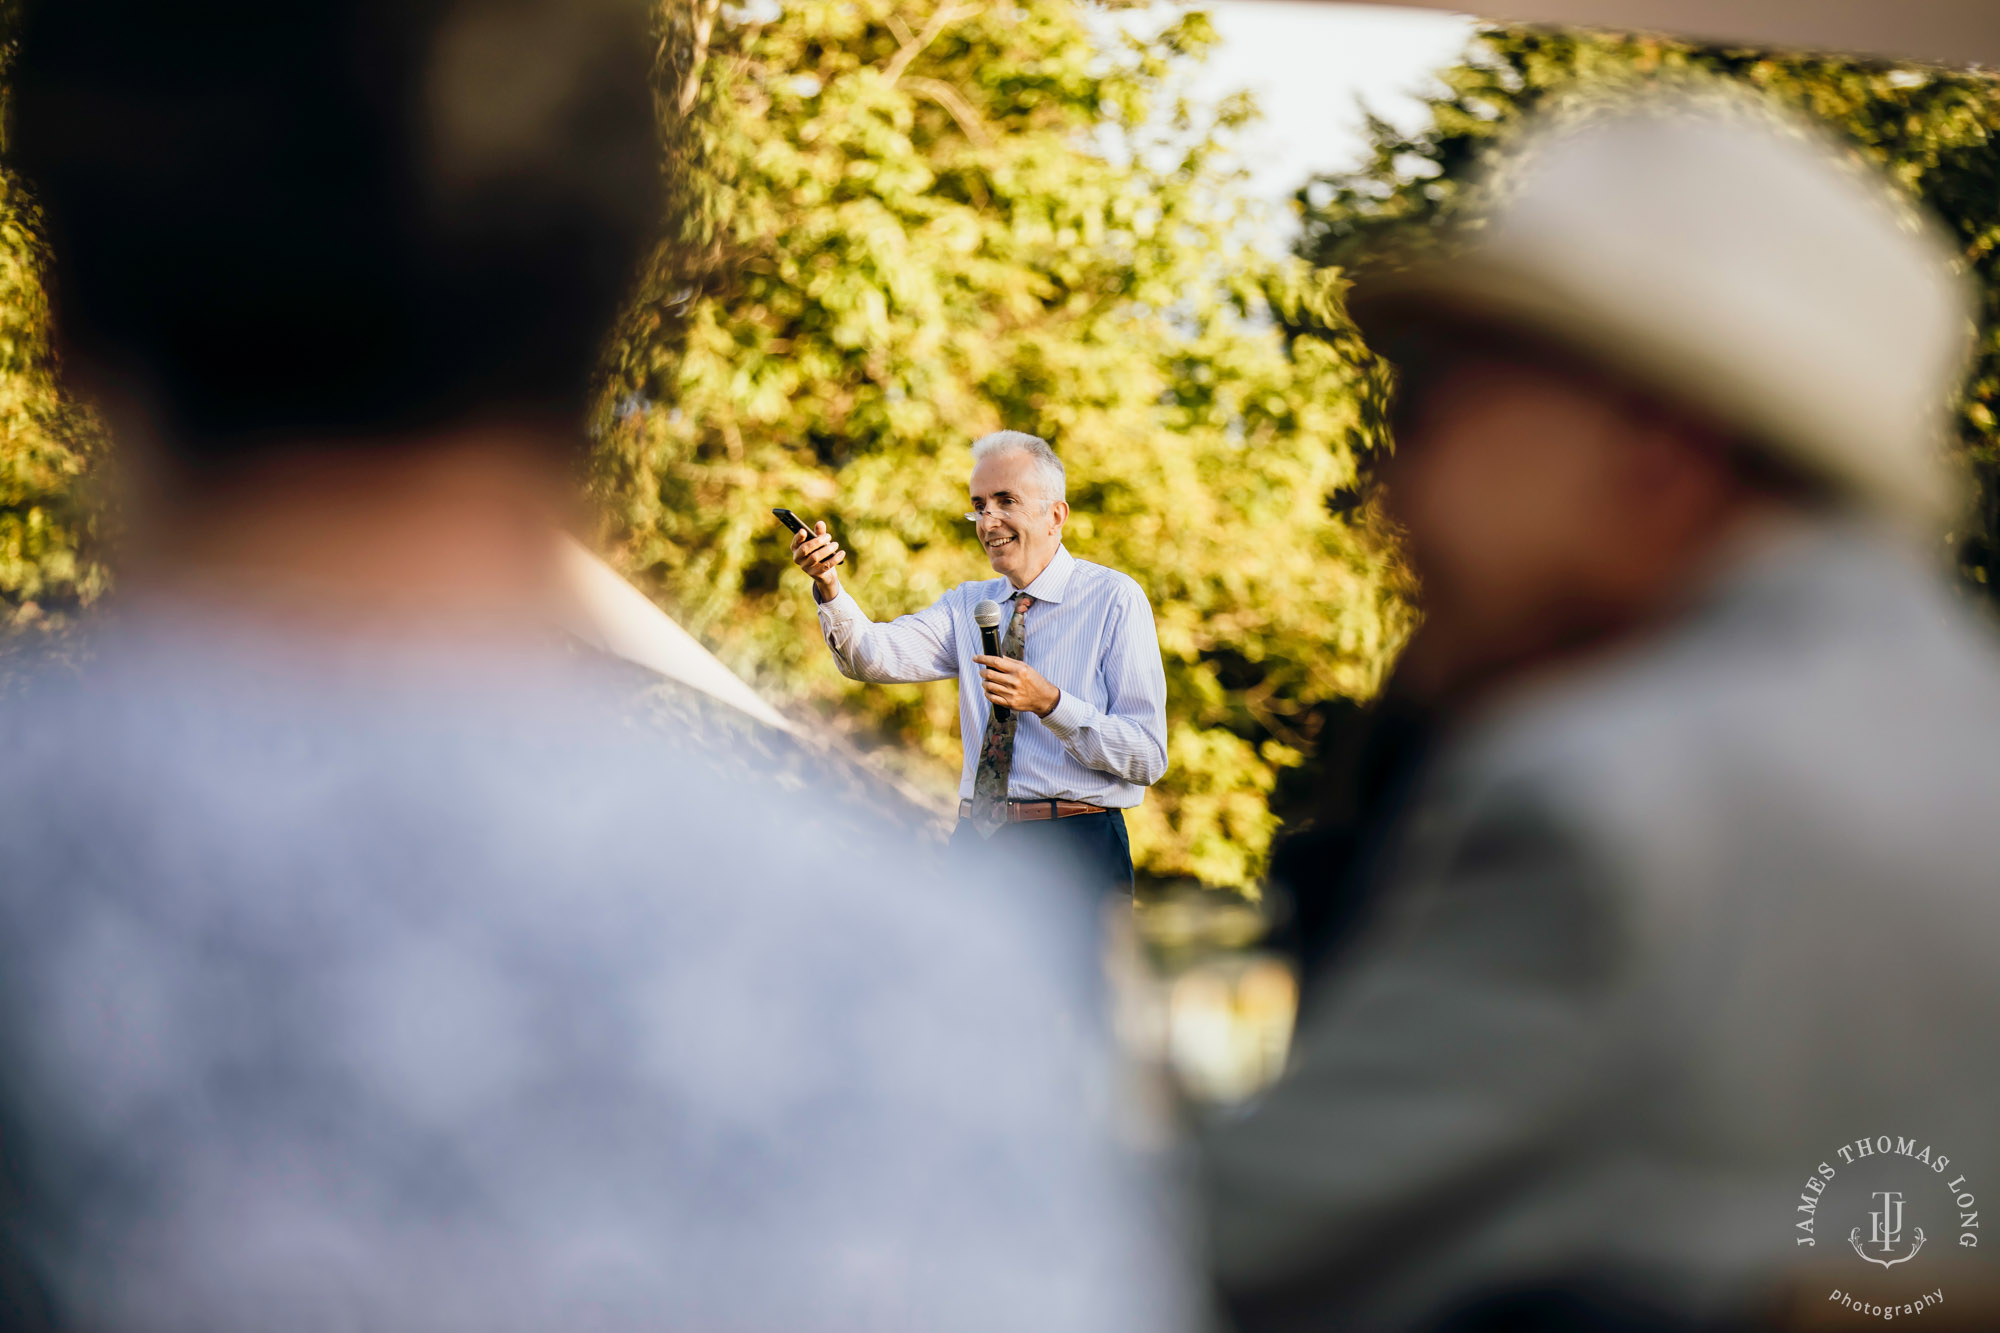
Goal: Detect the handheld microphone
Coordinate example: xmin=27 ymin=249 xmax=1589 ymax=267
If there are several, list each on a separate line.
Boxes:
xmin=973 ymin=599 xmax=1008 ymax=721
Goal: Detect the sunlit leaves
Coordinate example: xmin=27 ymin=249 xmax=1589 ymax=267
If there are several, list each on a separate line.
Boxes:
xmin=0 ymin=77 xmax=106 ymax=626
xmin=596 ymin=0 xmax=1408 ymax=886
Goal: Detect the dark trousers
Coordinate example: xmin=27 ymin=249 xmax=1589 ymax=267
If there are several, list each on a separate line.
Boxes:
xmin=947 ymin=809 xmax=1133 ymax=896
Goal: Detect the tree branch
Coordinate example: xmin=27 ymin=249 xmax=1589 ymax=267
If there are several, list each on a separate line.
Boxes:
xmin=882 ymin=1 xmax=963 ymax=87
xmin=905 ymin=76 xmax=992 ymax=148
xmin=677 ymin=0 xmax=723 ymax=115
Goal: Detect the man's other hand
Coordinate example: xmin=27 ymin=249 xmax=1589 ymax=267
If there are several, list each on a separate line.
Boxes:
xmin=974 ymin=656 xmax=1060 ymax=717
xmin=790 ymin=521 xmax=846 ymax=602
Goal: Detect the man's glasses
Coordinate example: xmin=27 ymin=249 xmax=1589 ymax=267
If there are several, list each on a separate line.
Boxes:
xmin=963 ymin=497 xmax=1042 ymax=523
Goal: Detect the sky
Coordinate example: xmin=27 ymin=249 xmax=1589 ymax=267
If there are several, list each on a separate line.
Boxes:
xmin=1174 ymin=2 xmax=1477 ymax=240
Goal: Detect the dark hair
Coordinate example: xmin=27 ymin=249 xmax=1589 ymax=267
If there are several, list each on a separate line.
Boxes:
xmin=12 ymin=0 xmax=661 ymax=465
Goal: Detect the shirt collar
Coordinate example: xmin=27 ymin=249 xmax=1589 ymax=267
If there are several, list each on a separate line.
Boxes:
xmin=1016 ymin=544 xmax=1076 ymax=605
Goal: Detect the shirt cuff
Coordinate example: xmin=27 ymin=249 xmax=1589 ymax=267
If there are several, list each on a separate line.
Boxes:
xmin=1040 ymin=687 xmax=1096 ymax=739
xmin=816 ymin=589 xmax=864 ymax=629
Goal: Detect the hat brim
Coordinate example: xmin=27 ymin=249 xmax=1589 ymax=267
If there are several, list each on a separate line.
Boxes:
xmin=1345 ymin=255 xmax=1961 ymax=530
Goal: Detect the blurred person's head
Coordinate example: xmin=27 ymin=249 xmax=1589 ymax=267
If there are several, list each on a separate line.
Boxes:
xmin=1379 ymin=324 xmax=1817 ymax=704
xmin=1352 ymin=94 xmax=1975 ymax=708
xmin=13 ymin=0 xmax=660 ymax=624
xmin=969 ymin=431 xmax=1069 ymax=586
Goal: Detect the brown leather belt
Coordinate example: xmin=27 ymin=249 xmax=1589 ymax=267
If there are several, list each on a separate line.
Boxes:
xmin=958 ymin=798 xmax=1110 ymax=823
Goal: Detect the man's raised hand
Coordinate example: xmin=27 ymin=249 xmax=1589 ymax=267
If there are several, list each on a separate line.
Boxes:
xmin=791 ymin=520 xmax=846 ymax=602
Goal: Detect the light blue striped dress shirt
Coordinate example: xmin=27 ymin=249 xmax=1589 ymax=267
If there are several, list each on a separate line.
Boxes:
xmin=817 ymin=546 xmax=1169 ymax=808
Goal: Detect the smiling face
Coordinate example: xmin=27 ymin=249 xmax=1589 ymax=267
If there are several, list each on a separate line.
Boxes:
xmin=969 ymin=448 xmax=1068 ymax=587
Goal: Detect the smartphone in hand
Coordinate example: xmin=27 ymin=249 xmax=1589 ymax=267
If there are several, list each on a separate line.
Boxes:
xmin=772 ymin=508 xmax=811 ymax=536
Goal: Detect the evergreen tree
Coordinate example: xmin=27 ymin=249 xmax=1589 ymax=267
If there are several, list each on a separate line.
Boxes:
xmin=1298 ymin=26 xmax=2000 ymax=592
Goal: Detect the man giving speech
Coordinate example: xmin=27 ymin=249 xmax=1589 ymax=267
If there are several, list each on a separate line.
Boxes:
xmin=791 ymin=431 xmax=1167 ymax=893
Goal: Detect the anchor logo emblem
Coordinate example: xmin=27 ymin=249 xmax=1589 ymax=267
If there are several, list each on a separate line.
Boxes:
xmin=1849 ymin=1190 xmax=1926 ymax=1268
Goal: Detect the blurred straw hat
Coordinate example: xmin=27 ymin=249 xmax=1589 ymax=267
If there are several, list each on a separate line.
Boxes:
xmin=1348 ymin=95 xmax=1976 ymax=529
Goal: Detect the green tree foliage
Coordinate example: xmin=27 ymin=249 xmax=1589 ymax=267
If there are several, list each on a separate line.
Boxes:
xmin=597 ymin=0 xmax=1408 ymax=886
xmin=0 ymin=0 xmax=106 ymax=628
xmin=1298 ymin=26 xmax=2000 ymax=592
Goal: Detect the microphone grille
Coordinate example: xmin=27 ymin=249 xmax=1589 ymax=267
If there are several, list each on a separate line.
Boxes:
xmin=972 ymin=599 xmax=1003 ymax=629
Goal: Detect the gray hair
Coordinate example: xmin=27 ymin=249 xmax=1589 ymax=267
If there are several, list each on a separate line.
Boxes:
xmin=970 ymin=431 xmax=1066 ymax=505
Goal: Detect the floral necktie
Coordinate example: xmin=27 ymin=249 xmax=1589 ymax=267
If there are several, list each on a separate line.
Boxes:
xmin=968 ymin=593 xmax=1033 ymax=837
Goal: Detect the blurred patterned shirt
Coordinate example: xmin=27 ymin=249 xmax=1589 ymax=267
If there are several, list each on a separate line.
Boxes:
xmin=0 ymin=611 xmax=1189 ymax=1333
